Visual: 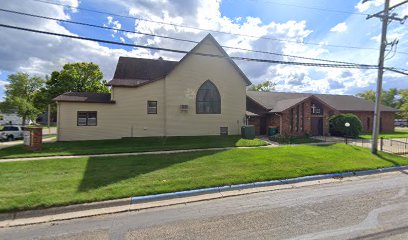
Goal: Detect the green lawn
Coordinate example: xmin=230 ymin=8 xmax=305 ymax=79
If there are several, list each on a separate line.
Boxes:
xmin=0 ymin=136 xmax=267 ymax=159
xmin=360 ymin=128 xmax=408 ymax=139
xmin=0 ymin=144 xmax=407 ymax=212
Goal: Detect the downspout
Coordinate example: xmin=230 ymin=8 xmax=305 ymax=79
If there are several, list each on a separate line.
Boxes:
xmin=163 ymin=77 xmax=167 ymax=137
xmin=56 ymin=101 xmax=60 ymax=141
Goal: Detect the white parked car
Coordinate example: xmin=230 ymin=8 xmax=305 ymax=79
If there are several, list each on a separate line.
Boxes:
xmin=0 ymin=125 xmax=24 ymax=141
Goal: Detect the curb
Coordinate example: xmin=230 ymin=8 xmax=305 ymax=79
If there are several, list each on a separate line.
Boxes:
xmin=130 ymin=165 xmax=408 ymax=203
xmin=1 ymin=165 xmax=407 ymax=227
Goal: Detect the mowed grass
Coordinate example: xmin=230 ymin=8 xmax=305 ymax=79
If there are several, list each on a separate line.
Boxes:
xmin=360 ymin=128 xmax=408 ymax=139
xmin=0 ymin=144 xmax=407 ymax=212
xmin=0 ymin=135 xmax=267 ymax=159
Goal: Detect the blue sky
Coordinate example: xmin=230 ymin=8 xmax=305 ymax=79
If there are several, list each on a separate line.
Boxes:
xmin=0 ymin=0 xmax=407 ymax=99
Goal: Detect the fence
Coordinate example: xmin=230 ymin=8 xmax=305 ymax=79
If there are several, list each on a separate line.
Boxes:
xmin=313 ymin=136 xmax=408 ymax=155
xmin=343 ymin=137 xmax=408 ymax=155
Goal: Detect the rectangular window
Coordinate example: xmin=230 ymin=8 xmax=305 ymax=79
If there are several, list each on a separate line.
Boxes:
xmin=77 ymin=111 xmax=97 ymax=126
xmin=296 ymin=105 xmax=300 ymax=132
xmin=147 ymin=101 xmax=157 ymax=114
xmin=367 ymin=117 xmax=370 ymax=131
xmin=220 ymin=127 xmax=228 ymax=136
xmin=290 ymin=108 xmax=294 ymax=132
xmin=301 ymin=103 xmax=304 ymax=131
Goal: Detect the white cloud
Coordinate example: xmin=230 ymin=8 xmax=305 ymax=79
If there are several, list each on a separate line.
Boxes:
xmin=0 ymin=80 xmax=8 ymax=86
xmin=104 ymin=16 xmax=122 ymax=35
xmin=1 ymin=0 xmax=407 ymax=97
xmin=355 ymin=0 xmax=383 ymax=12
xmin=330 ymin=22 xmax=348 ymax=33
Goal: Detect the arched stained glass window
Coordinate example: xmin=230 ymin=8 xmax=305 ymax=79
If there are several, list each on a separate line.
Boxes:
xmin=196 ymin=80 xmax=221 ymax=114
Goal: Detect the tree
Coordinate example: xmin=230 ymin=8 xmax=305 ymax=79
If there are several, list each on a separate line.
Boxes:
xmin=33 ymin=62 xmax=110 ymax=118
xmin=397 ymin=89 xmax=408 ymax=119
xmin=0 ymin=72 xmax=44 ymax=124
xmin=248 ymin=80 xmax=276 ymax=92
xmin=356 ymin=88 xmax=398 ymax=108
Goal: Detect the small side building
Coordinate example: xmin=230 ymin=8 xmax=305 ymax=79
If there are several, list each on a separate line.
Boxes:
xmin=246 ymin=91 xmax=398 ymax=136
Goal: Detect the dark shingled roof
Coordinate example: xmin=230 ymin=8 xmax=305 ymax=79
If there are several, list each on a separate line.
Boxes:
xmin=107 ymin=34 xmax=252 ymax=87
xmin=247 ymin=91 xmax=399 ymax=112
xmin=53 ymin=92 xmax=114 ymax=104
xmin=107 ymin=57 xmax=178 ymax=87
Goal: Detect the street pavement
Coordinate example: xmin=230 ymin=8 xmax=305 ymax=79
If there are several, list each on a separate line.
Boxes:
xmin=1 ymin=171 xmax=408 ymax=240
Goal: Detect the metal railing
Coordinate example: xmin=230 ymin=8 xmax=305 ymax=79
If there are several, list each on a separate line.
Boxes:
xmin=343 ymin=137 xmax=408 ymax=155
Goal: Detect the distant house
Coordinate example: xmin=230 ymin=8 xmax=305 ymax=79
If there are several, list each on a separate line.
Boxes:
xmin=53 ymin=34 xmax=398 ymax=141
xmin=0 ymin=112 xmax=23 ymax=125
xmin=246 ymin=91 xmax=398 ymax=136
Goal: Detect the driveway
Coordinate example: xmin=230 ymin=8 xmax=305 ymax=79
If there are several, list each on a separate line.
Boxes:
xmin=1 ymin=171 xmax=408 ymax=239
xmin=0 ymin=137 xmax=56 ymax=150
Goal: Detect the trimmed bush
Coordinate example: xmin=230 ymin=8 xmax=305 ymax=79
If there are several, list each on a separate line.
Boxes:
xmin=329 ymin=114 xmax=363 ymax=137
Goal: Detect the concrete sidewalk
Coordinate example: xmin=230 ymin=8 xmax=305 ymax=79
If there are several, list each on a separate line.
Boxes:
xmin=1 ymin=165 xmax=407 ymax=228
xmin=0 ymin=141 xmax=343 ymax=163
xmin=0 ymin=145 xmax=281 ymax=162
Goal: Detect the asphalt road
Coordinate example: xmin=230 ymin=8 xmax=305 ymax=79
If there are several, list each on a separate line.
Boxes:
xmin=1 ymin=172 xmax=408 ymax=240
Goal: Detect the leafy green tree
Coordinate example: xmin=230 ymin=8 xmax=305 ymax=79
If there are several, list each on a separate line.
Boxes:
xmin=248 ymin=80 xmax=276 ymax=92
xmin=397 ymin=89 xmax=408 ymax=119
xmin=0 ymin=72 xmax=44 ymax=124
xmin=356 ymin=88 xmax=398 ymax=108
xmin=33 ymin=62 xmax=110 ymax=117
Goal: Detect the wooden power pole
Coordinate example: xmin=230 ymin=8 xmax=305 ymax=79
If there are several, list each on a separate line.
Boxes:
xmin=366 ymin=0 xmax=408 ymax=153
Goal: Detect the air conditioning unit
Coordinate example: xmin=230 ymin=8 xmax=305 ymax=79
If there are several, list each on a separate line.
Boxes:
xmin=180 ymin=104 xmax=189 ymax=112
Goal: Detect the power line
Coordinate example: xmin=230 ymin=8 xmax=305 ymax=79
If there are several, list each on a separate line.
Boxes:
xmin=31 ymin=0 xmax=382 ymax=51
xmin=0 ymin=23 xmax=380 ymax=70
xmin=249 ymin=0 xmax=368 ymax=16
xmin=0 ymin=7 xmax=370 ymax=66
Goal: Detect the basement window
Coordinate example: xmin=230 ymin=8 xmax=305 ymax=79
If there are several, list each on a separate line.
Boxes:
xmin=220 ymin=127 xmax=228 ymax=136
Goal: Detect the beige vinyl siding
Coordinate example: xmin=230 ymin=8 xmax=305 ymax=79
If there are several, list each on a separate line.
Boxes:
xmin=164 ymin=37 xmax=247 ymax=136
xmin=57 ymin=37 xmax=247 ymax=141
xmin=57 ymin=80 xmax=165 ymax=141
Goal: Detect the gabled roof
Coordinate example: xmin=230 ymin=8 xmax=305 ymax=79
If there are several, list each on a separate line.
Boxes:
xmin=107 ymin=58 xmax=178 ymax=87
xmin=247 ymin=91 xmax=399 ymax=112
xmin=107 ymin=33 xmax=252 ymax=88
xmin=53 ymin=92 xmax=115 ymax=104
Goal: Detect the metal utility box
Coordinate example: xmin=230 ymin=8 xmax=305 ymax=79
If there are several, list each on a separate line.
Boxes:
xmin=241 ymin=125 xmax=255 ymax=139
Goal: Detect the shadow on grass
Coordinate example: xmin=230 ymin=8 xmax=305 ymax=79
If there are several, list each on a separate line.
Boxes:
xmin=77 ymin=149 xmax=224 ymax=192
xmin=375 ymin=153 xmax=402 ymax=166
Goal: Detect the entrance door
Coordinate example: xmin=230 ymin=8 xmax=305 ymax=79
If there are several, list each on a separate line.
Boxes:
xmin=260 ymin=117 xmax=267 ymax=135
xmin=311 ymin=117 xmax=323 ymax=136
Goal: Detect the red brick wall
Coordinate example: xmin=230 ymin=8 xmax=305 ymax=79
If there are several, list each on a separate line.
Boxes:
xmin=339 ymin=111 xmax=395 ymax=133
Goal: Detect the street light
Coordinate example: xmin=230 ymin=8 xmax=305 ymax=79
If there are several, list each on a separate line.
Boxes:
xmin=345 ymin=122 xmax=350 ymax=144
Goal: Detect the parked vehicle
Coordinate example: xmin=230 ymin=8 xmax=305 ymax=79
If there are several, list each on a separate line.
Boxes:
xmin=0 ymin=125 xmax=24 ymax=141
xmin=394 ymin=119 xmax=408 ymax=127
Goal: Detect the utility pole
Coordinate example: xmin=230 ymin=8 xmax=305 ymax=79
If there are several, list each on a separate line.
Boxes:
xmin=366 ymin=0 xmax=408 ymax=154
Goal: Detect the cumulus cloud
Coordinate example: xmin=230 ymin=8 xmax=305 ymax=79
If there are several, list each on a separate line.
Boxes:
xmin=104 ymin=16 xmax=122 ymax=36
xmin=330 ymin=22 xmax=348 ymax=33
xmin=1 ymin=0 xmax=406 ymax=98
